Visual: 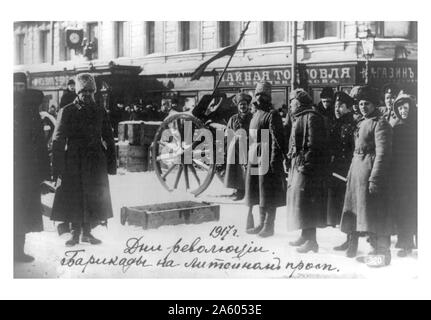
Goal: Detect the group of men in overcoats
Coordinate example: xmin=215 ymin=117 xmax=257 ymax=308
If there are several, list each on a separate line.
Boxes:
xmin=14 ymin=70 xmax=417 ymax=269
xmin=223 ymin=81 xmax=417 ymax=267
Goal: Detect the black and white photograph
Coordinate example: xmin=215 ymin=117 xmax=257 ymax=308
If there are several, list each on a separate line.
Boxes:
xmin=3 ymin=0 xmax=430 ymax=301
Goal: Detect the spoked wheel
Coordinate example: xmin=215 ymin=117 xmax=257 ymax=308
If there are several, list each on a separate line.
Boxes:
xmin=152 ymin=113 xmax=216 ymax=197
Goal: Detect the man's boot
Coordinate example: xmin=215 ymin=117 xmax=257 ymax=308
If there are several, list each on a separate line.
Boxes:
xmin=66 ymin=229 xmax=80 ymax=247
xmin=258 ymin=209 xmax=276 ymax=238
xmin=81 ymin=224 xmax=102 ymax=245
xmin=297 ymin=240 xmax=319 ymax=254
xmin=246 ymin=207 xmax=254 ymax=231
xmin=246 ymin=208 xmax=266 ymax=235
xmin=346 ymin=233 xmax=359 ymax=258
xmin=334 ymin=234 xmax=350 ymax=251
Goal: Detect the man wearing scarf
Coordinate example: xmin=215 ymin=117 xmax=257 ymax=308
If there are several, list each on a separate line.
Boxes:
xmin=51 ymin=73 xmax=116 ymax=247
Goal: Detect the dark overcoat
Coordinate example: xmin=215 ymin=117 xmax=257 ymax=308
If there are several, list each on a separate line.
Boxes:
xmin=245 ymin=107 xmax=286 ymax=208
xmin=224 ymin=112 xmax=252 ymax=190
xmin=390 ymin=106 xmax=417 ymax=239
xmin=341 ymin=110 xmax=393 ymax=235
xmin=14 ymin=90 xmax=50 ymax=235
xmin=60 ymin=90 xmax=77 ymax=109
xmin=326 ymin=113 xmax=356 ymax=226
xmin=51 ymin=100 xmax=116 ymax=224
xmin=286 ymin=107 xmax=328 ymax=231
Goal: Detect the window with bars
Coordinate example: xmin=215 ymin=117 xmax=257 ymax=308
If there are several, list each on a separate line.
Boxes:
xmin=15 ymin=34 xmax=25 ymax=65
xmin=40 ymin=30 xmax=50 ymax=63
xmin=115 ymin=21 xmax=124 ymax=58
xmin=306 ymin=21 xmax=339 ymax=40
xmin=179 ymin=21 xmax=199 ymax=51
xmin=263 ymin=21 xmax=287 ymax=43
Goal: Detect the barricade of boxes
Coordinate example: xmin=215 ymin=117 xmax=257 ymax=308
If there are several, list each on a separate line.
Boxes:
xmin=117 ymin=121 xmax=161 ymax=172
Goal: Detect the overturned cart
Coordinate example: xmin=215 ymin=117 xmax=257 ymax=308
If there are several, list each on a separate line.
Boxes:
xmin=152 ymin=94 xmax=236 ymax=197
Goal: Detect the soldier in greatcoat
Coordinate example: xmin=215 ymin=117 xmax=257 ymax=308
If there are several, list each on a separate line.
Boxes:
xmin=327 ymin=92 xmax=357 ymax=257
xmin=286 ymin=89 xmax=328 ymax=253
xmin=224 ymin=92 xmax=253 ymax=201
xmin=245 ymin=82 xmax=286 ymax=238
xmin=51 ymin=73 xmax=117 ymax=247
xmin=340 ymin=85 xmax=393 ymax=267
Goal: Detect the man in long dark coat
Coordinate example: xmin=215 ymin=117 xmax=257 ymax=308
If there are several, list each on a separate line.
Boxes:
xmin=327 ymin=92 xmax=357 ymax=257
xmin=224 ymin=92 xmax=253 ymax=201
xmin=286 ymin=89 xmax=328 ymax=254
xmin=51 ymin=73 xmax=116 ymax=247
xmin=14 ymin=72 xmax=50 ymax=263
xmin=245 ymin=82 xmax=286 ymax=238
xmin=341 ymin=85 xmax=393 ymax=267
xmin=390 ymin=94 xmax=417 ymax=257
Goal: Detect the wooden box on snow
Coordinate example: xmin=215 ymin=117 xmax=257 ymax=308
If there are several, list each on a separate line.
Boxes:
xmin=120 ymin=201 xmax=220 ymax=229
xmin=117 ymin=121 xmax=161 ymax=146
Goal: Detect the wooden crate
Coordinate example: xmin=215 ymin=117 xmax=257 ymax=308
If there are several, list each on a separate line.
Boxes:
xmin=117 ymin=121 xmax=162 ymax=146
xmin=120 ymin=201 xmax=220 ymax=229
xmin=117 ymin=143 xmax=150 ymax=172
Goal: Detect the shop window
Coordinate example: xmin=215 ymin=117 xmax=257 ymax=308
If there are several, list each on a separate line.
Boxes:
xmin=40 ymin=30 xmax=50 ymax=63
xmin=306 ymin=21 xmax=339 ymax=40
xmin=179 ymin=21 xmax=199 ymax=51
xmin=15 ymin=34 xmax=25 ymax=65
xmin=115 ymin=21 xmax=125 ymax=58
xmin=263 ymin=21 xmax=287 ymax=44
xmin=219 ymin=21 xmax=241 ymax=47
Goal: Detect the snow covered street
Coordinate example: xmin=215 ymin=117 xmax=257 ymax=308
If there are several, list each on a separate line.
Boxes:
xmin=14 ymin=171 xmax=418 ymax=279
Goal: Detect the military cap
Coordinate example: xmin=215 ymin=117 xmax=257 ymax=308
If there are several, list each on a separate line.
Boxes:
xmin=320 ymin=87 xmax=335 ymax=99
xmin=334 ymin=91 xmax=354 ymax=109
xmin=382 ymin=83 xmax=400 ymax=97
xmin=356 ymin=85 xmax=380 ymax=106
xmin=235 ymin=92 xmax=252 ymax=104
xmin=290 ymin=88 xmax=313 ymax=106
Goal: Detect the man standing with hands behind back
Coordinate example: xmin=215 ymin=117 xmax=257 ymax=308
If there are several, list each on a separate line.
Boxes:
xmin=51 ymin=73 xmax=116 ymax=247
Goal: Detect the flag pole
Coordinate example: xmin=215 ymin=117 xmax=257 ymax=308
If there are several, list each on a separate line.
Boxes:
xmin=211 ymin=21 xmax=250 ymax=95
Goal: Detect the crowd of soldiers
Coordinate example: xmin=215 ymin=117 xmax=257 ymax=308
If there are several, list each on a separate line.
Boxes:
xmin=14 ymin=70 xmax=417 ymax=269
xmin=224 ymin=81 xmax=417 ymax=268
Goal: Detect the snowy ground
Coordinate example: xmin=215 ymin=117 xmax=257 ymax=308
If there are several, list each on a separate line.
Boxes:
xmin=14 ymin=171 xmax=418 ymax=279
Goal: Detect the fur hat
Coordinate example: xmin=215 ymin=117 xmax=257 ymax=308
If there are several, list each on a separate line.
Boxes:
xmin=320 ymin=87 xmax=335 ymax=100
xmin=356 ymin=85 xmax=380 ymax=106
xmin=235 ymin=92 xmax=252 ymax=104
xmin=75 ymin=73 xmax=97 ymax=94
xmin=255 ymin=81 xmax=272 ymax=98
xmin=290 ymin=88 xmax=313 ymax=106
xmin=334 ymin=91 xmax=354 ymax=109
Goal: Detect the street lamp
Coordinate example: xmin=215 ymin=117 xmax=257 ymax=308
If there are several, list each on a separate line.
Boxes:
xmin=359 ymin=28 xmax=376 ymax=84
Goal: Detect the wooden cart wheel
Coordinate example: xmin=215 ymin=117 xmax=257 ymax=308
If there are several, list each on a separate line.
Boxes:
xmin=152 ymin=113 xmax=216 ymax=197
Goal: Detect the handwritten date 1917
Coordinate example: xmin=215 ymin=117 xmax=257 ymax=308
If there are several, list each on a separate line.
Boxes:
xmin=209 ymin=225 xmax=239 ymax=241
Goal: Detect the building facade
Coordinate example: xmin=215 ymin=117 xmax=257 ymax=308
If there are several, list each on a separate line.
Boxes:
xmin=14 ymin=21 xmax=417 ymax=111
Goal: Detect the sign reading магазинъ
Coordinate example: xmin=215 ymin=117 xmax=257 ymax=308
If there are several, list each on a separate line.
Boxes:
xmin=217 ymin=65 xmax=357 ymax=87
